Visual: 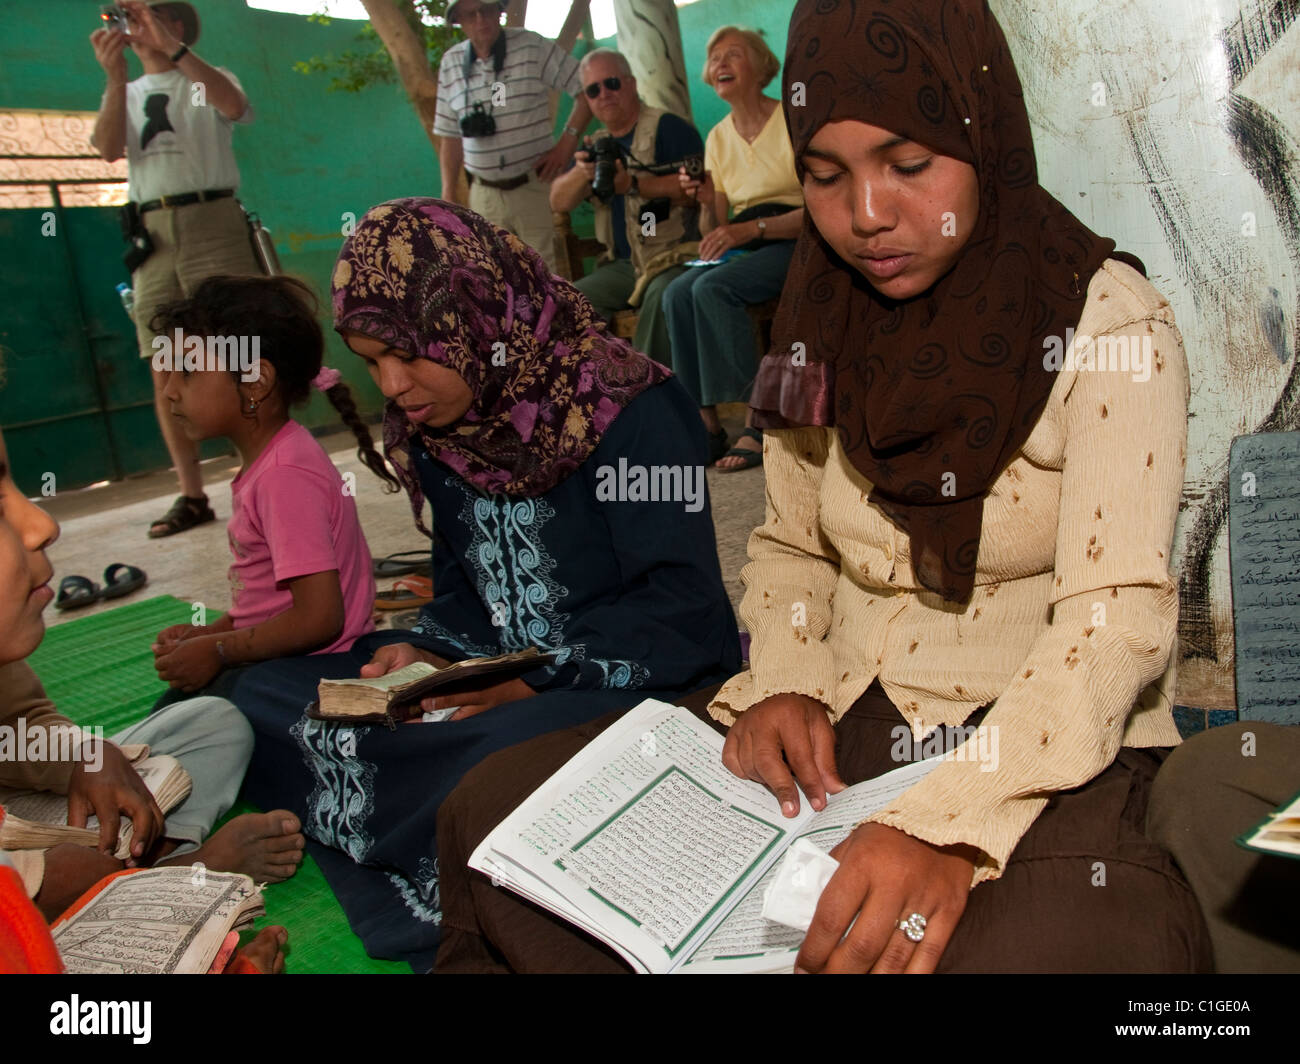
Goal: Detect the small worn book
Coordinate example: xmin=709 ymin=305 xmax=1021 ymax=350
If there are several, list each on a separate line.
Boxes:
xmin=1237 ymin=789 xmax=1300 ymax=861
xmin=0 ymin=753 xmax=192 ymax=860
xmin=50 ymin=866 xmax=265 ymax=974
xmin=469 ymin=699 xmax=944 ymax=973
xmin=310 ymin=648 xmax=555 ymax=726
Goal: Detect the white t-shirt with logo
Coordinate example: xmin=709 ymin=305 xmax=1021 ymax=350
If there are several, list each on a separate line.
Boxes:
xmin=124 ymin=68 xmax=253 ymax=202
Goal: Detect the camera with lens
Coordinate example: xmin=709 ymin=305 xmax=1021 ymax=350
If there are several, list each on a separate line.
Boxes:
xmin=679 ymin=152 xmax=704 ymax=179
xmin=99 ymin=4 xmax=126 ymax=32
xmin=459 ymin=102 xmax=496 ymax=138
xmin=588 ymin=135 xmax=624 ymax=203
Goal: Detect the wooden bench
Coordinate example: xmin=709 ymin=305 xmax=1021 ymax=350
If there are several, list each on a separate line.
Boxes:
xmin=552 ymin=210 xmax=780 ymax=352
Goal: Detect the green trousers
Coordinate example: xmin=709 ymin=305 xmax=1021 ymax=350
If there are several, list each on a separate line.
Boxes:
xmin=574 ymin=258 xmax=687 ymax=366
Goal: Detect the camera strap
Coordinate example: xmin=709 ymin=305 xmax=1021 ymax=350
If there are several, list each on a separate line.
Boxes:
xmin=463 ymin=30 xmax=507 ymax=82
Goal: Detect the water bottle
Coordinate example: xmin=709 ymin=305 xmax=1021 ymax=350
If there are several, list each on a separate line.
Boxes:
xmin=116 ymin=282 xmax=135 ymax=316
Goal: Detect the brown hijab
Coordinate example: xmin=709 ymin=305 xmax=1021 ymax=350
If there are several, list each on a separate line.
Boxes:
xmin=753 ymin=0 xmax=1138 ymax=602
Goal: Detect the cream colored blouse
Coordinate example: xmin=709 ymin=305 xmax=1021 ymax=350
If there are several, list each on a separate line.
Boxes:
xmin=708 ymin=260 xmax=1189 ymax=885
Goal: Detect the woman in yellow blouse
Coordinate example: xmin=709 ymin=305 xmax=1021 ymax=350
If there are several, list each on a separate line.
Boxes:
xmin=431 ymin=0 xmax=1211 ymax=972
xmin=663 ymin=26 xmax=804 ymax=470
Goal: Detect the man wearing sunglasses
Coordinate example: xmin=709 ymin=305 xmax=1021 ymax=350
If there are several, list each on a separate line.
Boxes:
xmin=434 ymin=0 xmax=592 ymax=272
xmin=550 ymin=49 xmax=703 ymax=369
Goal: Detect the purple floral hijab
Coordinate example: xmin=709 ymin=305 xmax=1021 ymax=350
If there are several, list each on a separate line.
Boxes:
xmin=331 ymin=198 xmax=670 ymax=534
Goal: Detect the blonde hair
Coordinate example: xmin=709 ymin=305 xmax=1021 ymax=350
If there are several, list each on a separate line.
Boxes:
xmin=701 ymin=26 xmax=780 ymax=90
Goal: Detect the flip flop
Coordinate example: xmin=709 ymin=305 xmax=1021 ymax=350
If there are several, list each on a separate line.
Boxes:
xmin=101 ymin=563 xmax=148 ymax=600
xmin=715 ymin=427 xmax=764 ymax=472
xmin=148 ymin=494 xmax=215 ymax=539
xmin=372 ymin=550 xmax=433 ymax=579
xmin=375 ymin=575 xmax=434 ymax=610
xmin=54 ymin=575 xmax=102 ymax=611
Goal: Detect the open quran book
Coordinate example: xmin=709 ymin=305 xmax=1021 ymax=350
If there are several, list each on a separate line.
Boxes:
xmin=0 ymin=754 xmax=191 ymax=860
xmin=50 ymin=867 xmax=264 ymax=974
xmin=469 ymin=699 xmax=943 ymax=973
xmin=1237 ymin=789 xmax=1300 ymax=861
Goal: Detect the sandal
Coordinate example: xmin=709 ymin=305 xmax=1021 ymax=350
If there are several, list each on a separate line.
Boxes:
xmin=148 ymin=495 xmax=215 ymax=539
xmin=707 ymin=427 xmax=730 ymax=465
xmin=716 ymin=427 xmax=763 ymax=472
xmin=375 ymin=575 xmax=435 ymax=610
xmin=101 ymin=562 xmax=148 ymax=600
xmin=55 ymin=574 xmax=102 ymax=611
xmin=372 ymin=550 xmax=433 ymax=580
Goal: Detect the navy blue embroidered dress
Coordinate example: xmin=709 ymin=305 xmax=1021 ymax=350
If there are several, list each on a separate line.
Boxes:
xmin=226 ymin=378 xmax=740 ymax=971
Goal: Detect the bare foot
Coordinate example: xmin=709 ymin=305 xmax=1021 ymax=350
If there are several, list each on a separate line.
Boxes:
xmin=33 ymin=843 xmax=123 ymax=921
xmin=238 ymin=925 xmax=289 ymax=973
xmin=159 ymin=811 xmax=305 ymax=883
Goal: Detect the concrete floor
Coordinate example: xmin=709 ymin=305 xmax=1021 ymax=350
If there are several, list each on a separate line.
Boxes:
xmin=41 ymin=404 xmax=766 ymax=633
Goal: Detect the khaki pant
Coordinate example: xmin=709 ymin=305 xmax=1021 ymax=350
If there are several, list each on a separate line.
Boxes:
xmin=131 ymin=196 xmax=263 ymax=358
xmin=573 ymin=258 xmax=686 ymax=366
xmin=467 ymin=172 xmax=558 ymax=274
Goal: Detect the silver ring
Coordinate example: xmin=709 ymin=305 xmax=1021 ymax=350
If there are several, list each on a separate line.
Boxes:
xmin=897 ymin=911 xmax=928 ymax=943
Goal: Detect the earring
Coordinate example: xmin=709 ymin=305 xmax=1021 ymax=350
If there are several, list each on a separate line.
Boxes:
xmin=246 ymin=399 xmax=259 ymax=412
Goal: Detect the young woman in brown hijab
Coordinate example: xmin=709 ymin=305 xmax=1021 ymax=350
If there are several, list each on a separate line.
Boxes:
xmin=432 ymin=0 xmax=1212 ymax=972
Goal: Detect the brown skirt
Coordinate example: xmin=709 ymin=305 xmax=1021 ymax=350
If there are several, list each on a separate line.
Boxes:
xmin=434 ymin=684 xmax=1212 ymax=973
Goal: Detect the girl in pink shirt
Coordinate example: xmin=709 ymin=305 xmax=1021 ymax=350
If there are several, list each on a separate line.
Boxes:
xmin=148 ymin=275 xmax=393 ymax=700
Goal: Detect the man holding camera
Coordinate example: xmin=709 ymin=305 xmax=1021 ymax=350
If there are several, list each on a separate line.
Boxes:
xmin=90 ymin=1 xmax=262 ymax=539
xmin=434 ymin=0 xmax=592 ymax=273
xmin=549 ymin=49 xmax=703 ymax=367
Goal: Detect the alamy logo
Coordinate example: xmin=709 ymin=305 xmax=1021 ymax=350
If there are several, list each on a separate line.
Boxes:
xmin=151 ymin=329 xmax=261 ymax=382
xmin=594 ymin=458 xmax=705 ymax=512
xmin=0 ymin=721 xmax=103 ymax=772
xmin=890 ymin=718 xmax=1000 ymax=773
xmin=1042 ymin=327 xmax=1153 ymax=382
xmin=50 ymin=996 xmax=151 ymax=1044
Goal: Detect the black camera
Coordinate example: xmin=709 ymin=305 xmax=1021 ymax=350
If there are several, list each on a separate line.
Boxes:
xmin=588 ymin=136 xmax=624 ymax=202
xmin=459 ymin=102 xmax=496 ymax=138
xmin=100 ymin=4 xmax=126 ymax=32
xmin=679 ymin=152 xmax=704 ymax=179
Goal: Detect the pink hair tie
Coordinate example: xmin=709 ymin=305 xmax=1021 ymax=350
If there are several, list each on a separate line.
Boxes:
xmin=313 ymin=367 xmax=342 ymax=392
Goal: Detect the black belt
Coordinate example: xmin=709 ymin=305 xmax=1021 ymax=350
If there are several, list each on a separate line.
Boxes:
xmin=139 ymin=188 xmax=235 ymax=214
xmin=467 ymin=172 xmax=530 ymax=191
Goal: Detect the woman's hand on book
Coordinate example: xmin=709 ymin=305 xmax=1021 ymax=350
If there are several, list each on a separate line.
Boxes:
xmin=67 ymin=742 xmax=166 ymax=862
xmin=358 ymin=642 xmax=453 ymax=678
xmin=795 ymin=824 xmax=979 ymax=974
xmin=722 ymin=693 xmax=846 ymax=816
xmin=431 ymin=677 xmax=537 ymax=721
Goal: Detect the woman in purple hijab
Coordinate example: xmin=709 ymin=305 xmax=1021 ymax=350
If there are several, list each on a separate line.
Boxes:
xmin=225 ymin=199 xmax=740 ymax=972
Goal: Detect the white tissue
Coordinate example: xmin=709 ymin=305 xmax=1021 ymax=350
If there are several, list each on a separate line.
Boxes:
xmin=761 ymin=838 xmax=840 ymax=932
xmin=421 ymin=706 xmax=460 ymax=722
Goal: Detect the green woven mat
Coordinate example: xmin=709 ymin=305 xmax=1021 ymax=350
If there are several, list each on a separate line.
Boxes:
xmin=28 ymin=595 xmax=407 ymax=974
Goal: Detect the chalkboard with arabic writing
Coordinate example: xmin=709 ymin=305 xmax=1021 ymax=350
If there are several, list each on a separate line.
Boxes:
xmin=1229 ymin=432 xmax=1300 ymax=725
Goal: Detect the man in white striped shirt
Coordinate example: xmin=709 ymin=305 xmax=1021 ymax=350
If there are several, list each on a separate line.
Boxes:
xmin=435 ymin=0 xmax=592 ymax=272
